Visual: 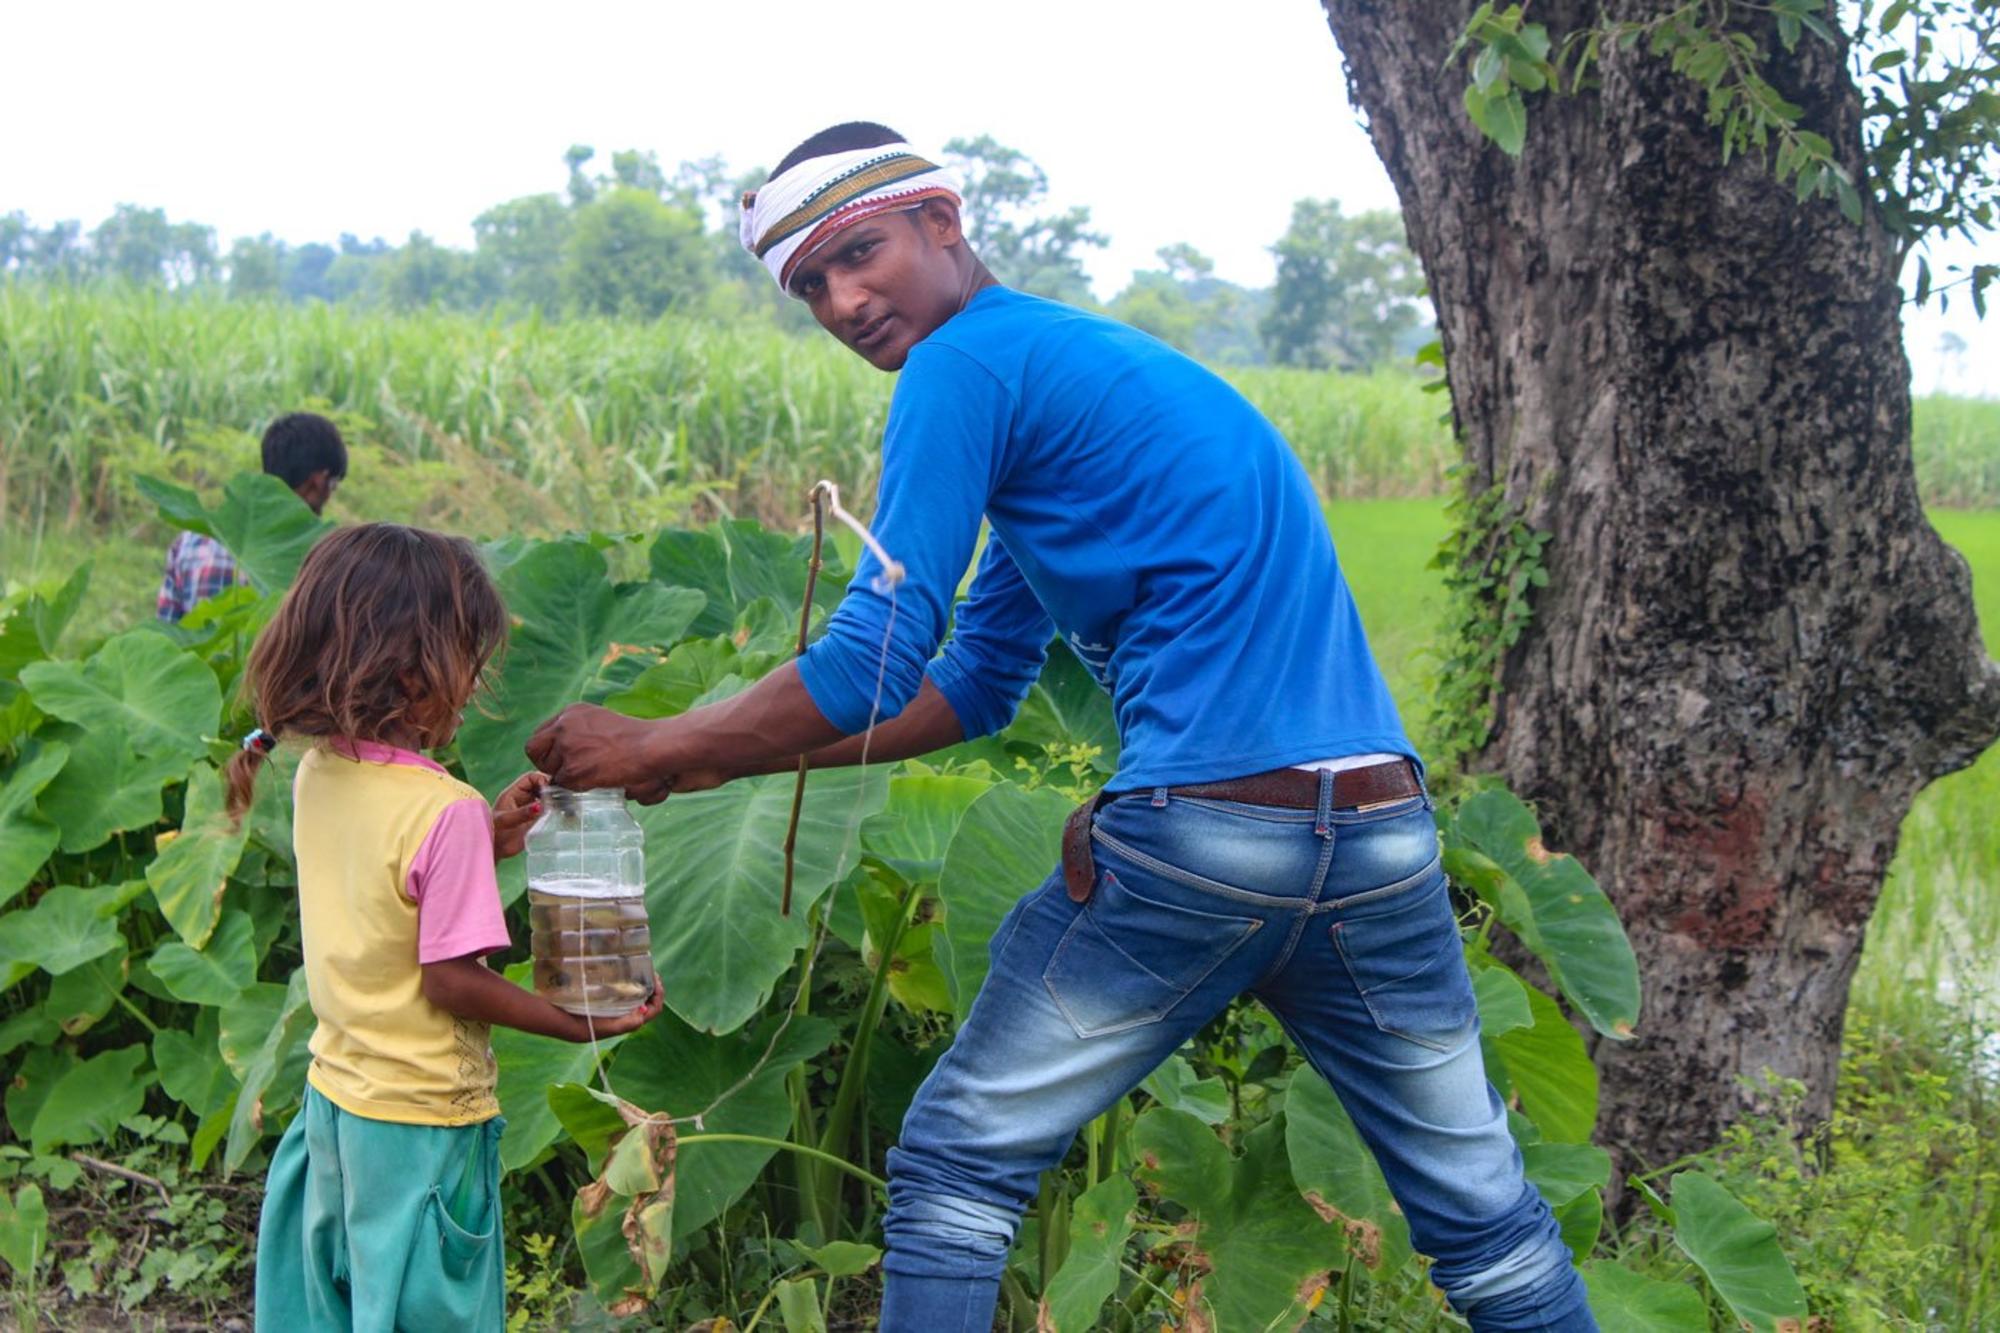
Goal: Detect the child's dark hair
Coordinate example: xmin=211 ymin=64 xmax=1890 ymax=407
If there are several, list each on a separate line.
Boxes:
xmin=261 ymin=412 xmax=348 ymax=490
xmin=225 ymin=524 xmax=506 ymax=821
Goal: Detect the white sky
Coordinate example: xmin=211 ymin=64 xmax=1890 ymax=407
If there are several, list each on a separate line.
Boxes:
xmin=2 ymin=0 xmax=1990 ymax=393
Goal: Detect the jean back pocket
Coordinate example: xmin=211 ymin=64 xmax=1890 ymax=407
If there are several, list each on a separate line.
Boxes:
xmin=1330 ymin=868 xmax=1478 ymax=1052
xmin=1043 ymin=871 xmax=1261 ymax=1038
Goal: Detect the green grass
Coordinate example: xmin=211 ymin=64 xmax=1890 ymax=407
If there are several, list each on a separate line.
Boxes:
xmin=1852 ymin=509 xmax=2000 ymax=1025
xmin=1915 ymin=397 xmax=2000 ymax=509
xmin=1327 ymin=498 xmax=1451 ymax=714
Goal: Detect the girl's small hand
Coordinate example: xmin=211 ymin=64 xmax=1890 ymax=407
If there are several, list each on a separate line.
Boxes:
xmin=574 ymin=972 xmax=667 ymax=1039
xmin=493 ymin=771 xmax=549 ymax=860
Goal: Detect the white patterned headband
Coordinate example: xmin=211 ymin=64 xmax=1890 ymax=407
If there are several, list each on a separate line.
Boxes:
xmin=739 ymin=142 xmax=963 ymax=294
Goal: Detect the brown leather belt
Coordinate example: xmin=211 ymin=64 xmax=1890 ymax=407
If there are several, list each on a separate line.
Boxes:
xmin=1060 ymin=758 xmax=1421 ymax=903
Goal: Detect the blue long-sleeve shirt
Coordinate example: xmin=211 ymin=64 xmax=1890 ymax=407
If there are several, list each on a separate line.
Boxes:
xmin=797 ymin=287 xmax=1412 ymax=789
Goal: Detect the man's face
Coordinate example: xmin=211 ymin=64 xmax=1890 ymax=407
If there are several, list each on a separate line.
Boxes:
xmin=787 ymin=202 xmax=967 ymax=371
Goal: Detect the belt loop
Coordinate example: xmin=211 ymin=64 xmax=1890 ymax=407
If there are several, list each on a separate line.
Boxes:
xmin=1314 ymin=768 xmax=1334 ymax=837
xmin=1150 ymin=786 xmax=1169 ymax=808
xmin=1410 ymin=756 xmax=1430 ymax=798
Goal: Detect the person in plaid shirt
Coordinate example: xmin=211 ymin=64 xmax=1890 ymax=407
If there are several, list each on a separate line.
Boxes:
xmin=157 ymin=413 xmax=348 ymax=622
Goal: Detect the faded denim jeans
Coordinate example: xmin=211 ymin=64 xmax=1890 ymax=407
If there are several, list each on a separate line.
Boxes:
xmin=880 ymin=775 xmax=1595 ymax=1332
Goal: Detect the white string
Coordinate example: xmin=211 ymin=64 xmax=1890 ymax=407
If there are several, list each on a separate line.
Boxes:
xmin=667 ymin=480 xmax=902 ymax=1128
xmin=812 ymin=480 xmax=905 ymax=593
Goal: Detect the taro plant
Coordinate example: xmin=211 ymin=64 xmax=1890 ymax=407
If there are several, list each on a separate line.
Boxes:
xmin=0 ymin=471 xmax=1810 ymax=1328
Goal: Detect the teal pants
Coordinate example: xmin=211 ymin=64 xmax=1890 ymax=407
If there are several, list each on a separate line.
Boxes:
xmin=255 ymin=1085 xmax=506 ymax=1332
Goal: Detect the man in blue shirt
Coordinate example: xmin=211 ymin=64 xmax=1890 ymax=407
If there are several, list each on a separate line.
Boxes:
xmin=529 ymin=123 xmax=1593 ymax=1333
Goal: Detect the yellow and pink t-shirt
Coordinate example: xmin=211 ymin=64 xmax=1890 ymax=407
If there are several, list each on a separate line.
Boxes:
xmin=293 ymin=740 xmax=512 ymax=1126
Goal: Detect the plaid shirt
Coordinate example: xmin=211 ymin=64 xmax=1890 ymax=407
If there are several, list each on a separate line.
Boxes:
xmin=156 ymin=531 xmax=242 ymax=623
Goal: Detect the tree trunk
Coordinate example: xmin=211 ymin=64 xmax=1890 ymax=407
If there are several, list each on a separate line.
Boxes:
xmin=1320 ymin=0 xmax=2000 ymax=1171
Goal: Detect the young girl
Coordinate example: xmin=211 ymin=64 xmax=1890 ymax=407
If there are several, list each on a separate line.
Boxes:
xmin=226 ymin=523 xmax=663 ymax=1332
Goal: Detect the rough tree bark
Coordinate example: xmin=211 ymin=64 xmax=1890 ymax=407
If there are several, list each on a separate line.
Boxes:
xmin=1321 ymin=0 xmax=2000 ymax=1169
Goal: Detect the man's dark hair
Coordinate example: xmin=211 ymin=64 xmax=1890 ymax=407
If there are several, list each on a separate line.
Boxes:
xmin=261 ymin=412 xmax=348 ymax=489
xmin=769 ymin=122 xmax=906 ymax=181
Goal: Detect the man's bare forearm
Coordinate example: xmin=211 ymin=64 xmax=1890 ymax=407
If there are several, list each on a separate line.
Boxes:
xmin=640 ymin=661 xmax=965 ymax=781
xmin=727 ymin=675 xmax=966 ymax=777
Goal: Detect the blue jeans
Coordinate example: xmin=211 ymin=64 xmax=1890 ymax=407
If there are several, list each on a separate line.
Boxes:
xmin=880 ymin=777 xmax=1595 ymax=1332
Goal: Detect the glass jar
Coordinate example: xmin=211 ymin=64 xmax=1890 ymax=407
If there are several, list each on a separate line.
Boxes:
xmin=524 ymin=786 xmax=652 ymax=1019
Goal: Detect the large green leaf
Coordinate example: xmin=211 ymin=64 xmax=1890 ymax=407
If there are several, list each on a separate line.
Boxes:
xmin=1582 ymin=1261 xmax=1708 ymax=1331
xmin=603 ymin=637 xmax=783 ymax=720
xmin=1141 ymin=1054 xmax=1231 ymax=1126
xmin=1038 ymin=1175 xmax=1137 ymax=1333
xmin=1448 ymin=789 xmax=1640 ymax=1039
xmin=1489 ymin=980 xmax=1598 ymax=1144
xmin=639 ymin=768 xmax=887 ymax=1033
xmin=0 ymin=564 xmax=89 ymax=675
xmin=650 ymin=520 xmax=845 ymax=642
xmin=30 ymin=1044 xmax=153 ymax=1154
xmin=220 ymin=970 xmax=314 ymax=1172
xmin=1003 ymin=641 xmax=1120 ymax=772
xmin=0 ymin=884 xmax=125 ymax=977
xmin=854 ymin=875 xmax=952 ymax=1015
xmin=1669 ymin=1171 xmax=1808 ymax=1331
xmin=1471 ymin=958 xmax=1535 ymax=1036
xmin=1521 ymin=1142 xmax=1612 ymax=1209
xmin=610 ymin=1012 xmax=836 ymax=1238
xmin=0 ymin=1006 xmax=57 ymax=1057
xmin=859 ymin=773 xmax=992 ymax=885
xmin=146 ymin=763 xmax=247 ymax=949
xmin=1285 ymin=1067 xmax=1413 ymax=1276
xmin=0 ymin=1184 xmax=49 ymax=1282
xmin=46 ymin=942 xmax=130 ymax=1036
xmin=935 ymin=782 xmax=1070 ymax=1022
xmin=1133 ymin=1108 xmax=1341 ymax=1331
xmin=155 ymin=1010 xmax=235 ymax=1118
xmin=148 ymin=909 xmax=257 ymax=1005
xmin=495 ymin=1035 xmax=624 ymax=1171
xmin=33 ymin=724 xmax=185 ymax=854
xmin=4 ymin=1046 xmax=73 ymax=1141
xmin=0 ymin=741 xmax=67 ymax=907
xmin=458 ymin=540 xmax=706 ymax=797
xmin=492 ymin=962 xmax=627 ymax=1171
xmin=136 ymin=472 xmax=332 ymax=596
xmin=1557 ymin=1188 xmax=1605 ymax=1263
xmin=20 ymin=630 xmax=219 ymax=767
xmin=648 ymin=529 xmax=736 ymax=639
xmin=774 ymin=1276 xmax=825 ymax=1333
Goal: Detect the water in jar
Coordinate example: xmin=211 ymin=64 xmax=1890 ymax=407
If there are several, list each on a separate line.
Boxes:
xmin=524 ymin=787 xmax=652 ymax=1018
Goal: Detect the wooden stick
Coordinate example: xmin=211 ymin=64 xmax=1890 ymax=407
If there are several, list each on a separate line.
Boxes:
xmin=781 ymin=490 xmax=828 ymax=916
xmin=70 ymin=1152 xmax=171 ymax=1206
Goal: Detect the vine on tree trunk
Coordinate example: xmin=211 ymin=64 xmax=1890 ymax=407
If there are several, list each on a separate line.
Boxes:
xmin=1425 ymin=471 xmax=1550 ymax=778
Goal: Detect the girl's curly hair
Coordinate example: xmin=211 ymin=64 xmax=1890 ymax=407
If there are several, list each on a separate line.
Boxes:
xmin=225 ymin=523 xmax=506 ymax=821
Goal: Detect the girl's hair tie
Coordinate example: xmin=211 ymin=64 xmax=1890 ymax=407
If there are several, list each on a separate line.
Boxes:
xmin=241 ymin=728 xmax=277 ymax=755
